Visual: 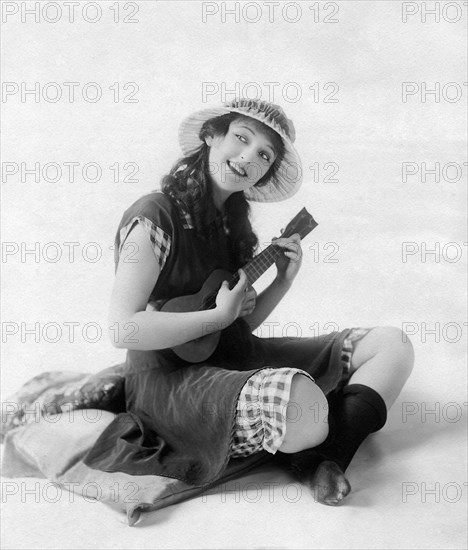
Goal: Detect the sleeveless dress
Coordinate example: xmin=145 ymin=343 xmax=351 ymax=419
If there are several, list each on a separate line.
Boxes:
xmin=82 ymin=190 xmax=370 ymax=487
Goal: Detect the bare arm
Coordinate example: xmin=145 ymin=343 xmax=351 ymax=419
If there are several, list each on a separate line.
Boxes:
xmin=242 ymin=277 xmax=292 ymax=332
xmin=242 ymin=233 xmax=302 ymax=332
xmin=108 ymin=222 xmax=249 ymax=350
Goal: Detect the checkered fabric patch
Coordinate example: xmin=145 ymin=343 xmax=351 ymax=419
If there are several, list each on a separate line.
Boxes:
xmin=229 ymin=367 xmax=315 ymax=458
xmin=119 ymin=215 xmax=172 ymax=271
xmin=229 ymin=327 xmax=373 ymax=459
xmin=177 ymin=201 xmax=228 ymax=233
xmin=178 ymin=205 xmax=194 ymax=230
xmin=337 ymin=327 xmax=373 ymax=390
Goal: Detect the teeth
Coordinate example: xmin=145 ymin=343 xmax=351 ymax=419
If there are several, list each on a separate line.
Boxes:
xmin=228 ymin=161 xmax=246 ymax=177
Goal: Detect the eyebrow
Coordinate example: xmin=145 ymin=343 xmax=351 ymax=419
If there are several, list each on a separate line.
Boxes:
xmin=236 ymin=125 xmax=276 ymax=156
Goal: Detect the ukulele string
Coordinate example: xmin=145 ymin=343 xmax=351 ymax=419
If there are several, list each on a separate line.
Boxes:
xmin=198 ymin=244 xmax=284 ymax=312
xmin=186 ymin=215 xmax=314 ymax=313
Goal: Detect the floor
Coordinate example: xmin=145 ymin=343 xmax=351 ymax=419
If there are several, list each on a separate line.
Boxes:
xmin=1 ymin=374 xmax=467 ymax=550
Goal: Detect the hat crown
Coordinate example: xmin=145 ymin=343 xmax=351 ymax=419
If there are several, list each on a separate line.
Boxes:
xmin=223 ymin=98 xmax=296 ymax=142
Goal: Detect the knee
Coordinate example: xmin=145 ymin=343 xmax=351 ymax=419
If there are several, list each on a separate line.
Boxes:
xmin=377 ymin=326 xmax=415 ymax=377
xmin=278 ymin=375 xmax=329 ymax=454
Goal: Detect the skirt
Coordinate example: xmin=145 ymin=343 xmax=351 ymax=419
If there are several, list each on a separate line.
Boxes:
xmin=83 ymin=320 xmax=371 ymax=486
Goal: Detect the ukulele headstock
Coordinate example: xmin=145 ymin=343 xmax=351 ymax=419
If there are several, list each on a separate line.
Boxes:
xmin=279 ymin=208 xmax=318 ymax=240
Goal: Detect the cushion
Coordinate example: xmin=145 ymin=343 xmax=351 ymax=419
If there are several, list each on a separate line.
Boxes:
xmin=1 ymin=367 xmax=271 ymax=525
xmin=1 ymin=410 xmax=270 ymax=526
xmin=1 ymin=364 xmax=126 ymax=441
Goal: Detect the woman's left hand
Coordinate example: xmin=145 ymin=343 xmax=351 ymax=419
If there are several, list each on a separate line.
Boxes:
xmin=271 ymin=233 xmax=303 ymax=284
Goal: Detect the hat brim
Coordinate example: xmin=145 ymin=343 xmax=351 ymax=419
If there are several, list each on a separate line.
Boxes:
xmin=178 ymin=107 xmax=302 ymax=203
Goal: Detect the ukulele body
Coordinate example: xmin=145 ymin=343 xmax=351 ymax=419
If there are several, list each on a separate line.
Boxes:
xmin=147 ymin=207 xmax=318 ymax=364
xmin=155 ymin=268 xmax=232 ymax=363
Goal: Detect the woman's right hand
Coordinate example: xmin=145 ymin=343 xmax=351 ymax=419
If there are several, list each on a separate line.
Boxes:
xmin=215 ymin=269 xmax=253 ymax=323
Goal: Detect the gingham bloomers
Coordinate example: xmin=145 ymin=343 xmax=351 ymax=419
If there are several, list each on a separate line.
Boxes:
xmin=229 ymin=327 xmax=372 ymax=458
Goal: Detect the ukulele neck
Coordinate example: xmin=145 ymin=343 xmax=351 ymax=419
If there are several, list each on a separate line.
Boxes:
xmin=232 ymin=245 xmax=282 ymax=288
xmin=227 ymin=206 xmax=318 ymax=290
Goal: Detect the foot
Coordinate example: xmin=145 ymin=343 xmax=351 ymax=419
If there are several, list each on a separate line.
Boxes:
xmin=307 ymin=460 xmax=351 ymax=505
xmin=288 ymin=444 xmax=352 ymax=506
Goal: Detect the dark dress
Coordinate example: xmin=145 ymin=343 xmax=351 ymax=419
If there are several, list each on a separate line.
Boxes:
xmin=83 ymin=190 xmax=355 ymax=487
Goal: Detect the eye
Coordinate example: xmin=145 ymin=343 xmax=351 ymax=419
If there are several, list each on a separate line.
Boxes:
xmin=235 ymin=134 xmax=247 ymax=143
xmin=259 ymin=151 xmax=271 ymax=162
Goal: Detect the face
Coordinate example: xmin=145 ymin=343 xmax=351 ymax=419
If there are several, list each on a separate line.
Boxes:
xmin=205 ymin=116 xmax=278 ymax=201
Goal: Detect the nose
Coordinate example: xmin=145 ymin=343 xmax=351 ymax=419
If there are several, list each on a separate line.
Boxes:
xmin=239 ymin=145 xmax=255 ymax=163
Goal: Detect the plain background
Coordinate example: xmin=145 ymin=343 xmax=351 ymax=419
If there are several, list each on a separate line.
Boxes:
xmin=1 ymin=1 xmax=467 ymax=549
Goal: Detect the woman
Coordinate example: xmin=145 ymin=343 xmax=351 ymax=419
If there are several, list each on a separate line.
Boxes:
xmin=82 ymin=98 xmax=414 ymax=506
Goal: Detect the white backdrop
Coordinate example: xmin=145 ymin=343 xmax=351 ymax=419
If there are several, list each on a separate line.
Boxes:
xmin=1 ymin=1 xmax=467 ymax=548
xmin=2 ymin=1 xmax=466 ymax=393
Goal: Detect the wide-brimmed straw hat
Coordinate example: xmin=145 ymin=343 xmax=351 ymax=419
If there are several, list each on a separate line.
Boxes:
xmin=178 ymin=98 xmax=302 ymax=202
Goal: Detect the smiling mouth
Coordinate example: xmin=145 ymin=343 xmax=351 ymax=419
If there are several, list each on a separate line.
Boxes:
xmin=227 ymin=160 xmax=247 ymax=178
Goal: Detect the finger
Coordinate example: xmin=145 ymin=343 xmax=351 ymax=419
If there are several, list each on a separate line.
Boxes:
xmin=275 ymin=237 xmax=301 ymax=248
xmin=236 ymin=269 xmax=249 ymax=292
xmin=237 ymin=268 xmax=247 ymax=284
xmin=283 ymin=251 xmax=302 ymax=262
xmin=273 ymin=233 xmax=301 ymax=243
xmin=272 ymin=238 xmax=300 ymax=251
xmin=282 ymin=242 xmax=303 ymax=256
xmin=236 ymin=269 xmax=245 ymax=285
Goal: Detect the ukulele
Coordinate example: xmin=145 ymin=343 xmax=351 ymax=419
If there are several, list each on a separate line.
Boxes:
xmin=149 ymin=207 xmax=318 ymax=362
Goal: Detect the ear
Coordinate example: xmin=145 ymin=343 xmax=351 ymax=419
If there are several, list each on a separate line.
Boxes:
xmin=204 ymin=135 xmax=214 ymax=147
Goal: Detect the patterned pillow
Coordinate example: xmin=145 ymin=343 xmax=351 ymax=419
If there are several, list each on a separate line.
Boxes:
xmin=1 ymin=364 xmax=273 ymax=525
xmin=1 ymin=364 xmax=126 ymax=440
xmin=2 ymin=409 xmax=271 ymax=526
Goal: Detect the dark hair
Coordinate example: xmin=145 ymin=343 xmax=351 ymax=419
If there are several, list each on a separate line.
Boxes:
xmin=161 ymin=112 xmax=285 ymax=268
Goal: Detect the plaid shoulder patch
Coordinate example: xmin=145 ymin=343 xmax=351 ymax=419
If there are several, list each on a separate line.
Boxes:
xmin=119 ymin=215 xmax=172 ymax=271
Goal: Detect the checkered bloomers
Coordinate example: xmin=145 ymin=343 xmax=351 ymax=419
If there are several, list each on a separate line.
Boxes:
xmin=229 ymin=327 xmax=372 ymax=458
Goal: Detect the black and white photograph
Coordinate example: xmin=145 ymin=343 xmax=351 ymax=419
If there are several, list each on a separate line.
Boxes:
xmin=1 ymin=1 xmax=467 ymax=548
